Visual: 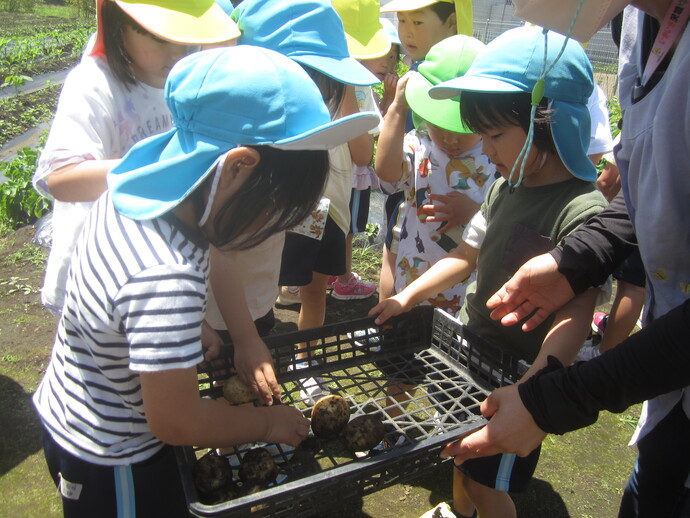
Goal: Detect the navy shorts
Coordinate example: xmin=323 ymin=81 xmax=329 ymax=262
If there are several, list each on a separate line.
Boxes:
xmin=42 ymin=428 xmax=188 ymax=518
xmin=279 ymin=215 xmax=346 ymax=286
xmin=349 ymin=188 xmax=371 ymax=234
xmin=457 ymin=445 xmax=541 ymax=493
xmin=384 ymin=192 xmax=404 ymax=250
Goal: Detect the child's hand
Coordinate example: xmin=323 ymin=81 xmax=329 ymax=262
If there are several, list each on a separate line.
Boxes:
xmin=264 ymin=405 xmax=311 ymax=447
xmin=233 ymin=337 xmax=282 ymax=406
xmin=389 ymin=72 xmax=413 ymax=113
xmin=421 ymin=192 xmax=480 ymax=232
xmin=369 ymin=294 xmax=411 ymax=325
xmin=201 ymin=320 xmax=224 ymax=362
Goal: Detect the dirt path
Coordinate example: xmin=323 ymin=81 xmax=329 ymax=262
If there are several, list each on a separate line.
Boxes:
xmin=0 ymin=226 xmax=639 ymax=517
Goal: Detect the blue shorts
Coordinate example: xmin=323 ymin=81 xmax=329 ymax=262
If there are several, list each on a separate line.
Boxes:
xmin=279 ymin=215 xmax=346 ymax=286
xmin=457 ymin=445 xmax=541 ymax=493
xmin=42 ymin=428 xmax=188 ymax=518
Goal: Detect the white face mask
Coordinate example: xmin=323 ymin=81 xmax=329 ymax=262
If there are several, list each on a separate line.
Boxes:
xmin=513 ymin=0 xmax=631 ymax=42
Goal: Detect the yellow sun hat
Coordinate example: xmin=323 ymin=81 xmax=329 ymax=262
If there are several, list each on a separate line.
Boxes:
xmin=333 ymin=0 xmax=391 ymax=59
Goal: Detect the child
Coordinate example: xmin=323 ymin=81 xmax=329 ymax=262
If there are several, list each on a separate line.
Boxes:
xmin=376 ymin=17 xmax=403 ymax=117
xmin=371 ymin=35 xmax=495 ymax=417
xmin=33 ymin=45 xmax=379 ymax=517
xmin=32 ymin=0 xmax=239 ymax=316
xmin=230 ymin=0 xmax=378 ymax=403
xmin=378 ymin=0 xmax=471 ymax=307
xmin=371 ymin=26 xmax=607 ymax=518
xmin=330 ymin=0 xmax=391 ymax=301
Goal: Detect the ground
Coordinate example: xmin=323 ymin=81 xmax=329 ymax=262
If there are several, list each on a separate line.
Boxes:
xmin=0 ymin=225 xmax=640 ymax=517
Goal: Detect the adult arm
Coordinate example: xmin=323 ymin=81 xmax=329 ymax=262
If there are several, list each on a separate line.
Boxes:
xmin=487 ymin=192 xmax=637 ymax=331
xmin=442 ymin=299 xmax=690 ymax=461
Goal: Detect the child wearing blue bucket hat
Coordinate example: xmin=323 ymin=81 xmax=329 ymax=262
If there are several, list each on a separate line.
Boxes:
xmin=370 ymin=25 xmax=607 ymax=518
xmin=33 ymin=45 xmax=378 ymax=517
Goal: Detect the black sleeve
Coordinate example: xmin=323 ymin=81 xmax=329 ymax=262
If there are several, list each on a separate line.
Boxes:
xmin=550 ymin=193 xmax=638 ymax=294
xmin=518 ymin=299 xmax=690 ymax=435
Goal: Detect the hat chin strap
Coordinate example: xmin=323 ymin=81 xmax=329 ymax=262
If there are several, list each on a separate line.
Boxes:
xmin=197 ymin=153 xmax=227 ymax=228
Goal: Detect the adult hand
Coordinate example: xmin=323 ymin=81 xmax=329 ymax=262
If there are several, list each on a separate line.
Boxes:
xmin=439 ymin=384 xmax=547 ymax=463
xmin=486 ymin=253 xmax=575 ymax=331
xmin=233 ymin=337 xmax=281 ymax=406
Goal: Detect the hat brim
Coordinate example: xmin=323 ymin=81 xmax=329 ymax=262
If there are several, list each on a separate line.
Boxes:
xmin=293 ymin=54 xmax=379 ymax=86
xmin=345 ymin=29 xmax=392 ymax=60
xmin=429 ymin=74 xmax=526 ymax=99
xmin=380 ymin=0 xmax=453 ymax=13
xmin=271 ymin=111 xmax=381 ymax=150
xmin=117 ymin=0 xmax=240 ymax=44
xmin=405 ymin=71 xmax=471 ymax=133
xmin=109 ymin=111 xmax=381 ymax=220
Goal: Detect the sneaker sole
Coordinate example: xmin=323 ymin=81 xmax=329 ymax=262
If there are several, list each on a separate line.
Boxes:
xmin=330 ymin=291 xmax=375 ymax=301
xmin=276 ymin=296 xmax=301 ymax=306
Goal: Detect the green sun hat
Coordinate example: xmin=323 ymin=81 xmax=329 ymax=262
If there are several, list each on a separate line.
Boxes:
xmin=405 ymin=34 xmax=485 ymax=133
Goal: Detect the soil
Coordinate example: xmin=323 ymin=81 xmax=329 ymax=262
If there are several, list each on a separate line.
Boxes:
xmin=0 ymin=84 xmax=62 ymax=147
xmin=0 ymin=226 xmax=639 ymax=517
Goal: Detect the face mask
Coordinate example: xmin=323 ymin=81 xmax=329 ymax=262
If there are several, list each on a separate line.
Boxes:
xmin=513 ymin=0 xmax=631 ymax=42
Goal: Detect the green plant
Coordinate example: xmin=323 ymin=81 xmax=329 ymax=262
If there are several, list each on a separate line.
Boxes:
xmin=608 ymin=96 xmax=622 ymax=137
xmin=1 ymin=73 xmax=31 ymax=88
xmin=0 ymin=0 xmax=36 ymax=13
xmin=0 ymin=147 xmax=50 ymax=229
xmin=0 ymin=276 xmax=38 ymax=295
xmin=3 ymin=243 xmax=47 ymax=267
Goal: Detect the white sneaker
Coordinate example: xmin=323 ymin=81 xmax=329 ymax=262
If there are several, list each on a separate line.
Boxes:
xmin=419 ymin=502 xmax=459 ymax=518
xmin=349 ymin=328 xmax=382 ymax=352
xmin=287 ymin=361 xmax=329 ymax=405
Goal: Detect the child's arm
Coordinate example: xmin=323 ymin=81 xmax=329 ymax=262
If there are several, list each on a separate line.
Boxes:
xmin=141 ymin=367 xmax=310 ymax=448
xmin=209 ymin=247 xmax=281 ymax=406
xmin=369 ymin=240 xmax=478 ymax=325
xmin=519 ymin=287 xmax=600 ymax=381
xmin=46 ymin=159 xmax=120 ymax=202
xmin=341 ymin=85 xmax=374 ymax=167
xmin=374 ymin=73 xmax=411 ymax=183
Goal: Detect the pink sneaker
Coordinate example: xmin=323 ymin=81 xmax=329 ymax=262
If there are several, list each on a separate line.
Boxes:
xmin=331 ymin=272 xmax=375 ymax=300
xmin=591 ymin=312 xmax=609 ymax=335
xmin=326 ymin=276 xmax=337 ymax=290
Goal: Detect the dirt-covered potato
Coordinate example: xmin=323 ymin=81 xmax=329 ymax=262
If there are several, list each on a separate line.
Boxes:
xmin=310 ymin=394 xmax=351 ymax=439
xmin=222 ymin=375 xmax=256 ymax=405
xmin=239 ymin=447 xmax=278 ymax=486
xmin=342 ymin=414 xmax=386 ymax=452
xmin=192 ymin=450 xmax=234 ymax=496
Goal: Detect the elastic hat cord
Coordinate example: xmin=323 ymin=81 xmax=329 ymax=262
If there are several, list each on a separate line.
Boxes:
xmin=507 ymin=0 xmax=585 ymax=192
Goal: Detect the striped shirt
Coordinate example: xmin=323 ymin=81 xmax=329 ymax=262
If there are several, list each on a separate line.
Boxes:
xmin=34 ymin=193 xmax=209 ymax=465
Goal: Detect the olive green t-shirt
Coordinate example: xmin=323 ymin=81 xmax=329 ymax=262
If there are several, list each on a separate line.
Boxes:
xmin=458 ymin=177 xmax=607 ymax=363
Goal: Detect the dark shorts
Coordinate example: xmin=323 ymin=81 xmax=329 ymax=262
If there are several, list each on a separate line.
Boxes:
xmin=613 ymin=248 xmax=646 ymax=288
xmin=384 ymin=193 xmax=404 ymax=250
xmin=349 ymin=188 xmax=371 ymax=234
xmin=457 ymin=445 xmax=541 ymax=493
xmin=216 ymin=308 xmax=275 ymax=342
xmin=42 ymin=428 xmax=188 ymax=518
xmin=279 ymin=215 xmax=346 ymax=286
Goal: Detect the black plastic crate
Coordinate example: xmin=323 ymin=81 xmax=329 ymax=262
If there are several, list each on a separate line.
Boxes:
xmin=176 ymin=306 xmax=529 ymax=517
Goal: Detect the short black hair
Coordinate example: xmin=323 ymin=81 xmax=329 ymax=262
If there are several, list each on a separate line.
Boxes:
xmin=460 ymin=91 xmax=557 ymax=155
xmin=208 ymin=146 xmax=329 ymax=250
xmin=428 ymin=2 xmax=456 ymax=23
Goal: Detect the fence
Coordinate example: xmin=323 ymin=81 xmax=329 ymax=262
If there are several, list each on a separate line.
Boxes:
xmin=381 ymin=0 xmax=621 ymax=100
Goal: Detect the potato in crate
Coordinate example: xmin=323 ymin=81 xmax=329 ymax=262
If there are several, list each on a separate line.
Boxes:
xmin=175 ymin=306 xmax=528 ymax=517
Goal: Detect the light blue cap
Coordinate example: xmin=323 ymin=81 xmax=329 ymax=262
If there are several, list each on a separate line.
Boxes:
xmin=431 ymin=25 xmax=596 ymax=182
xmin=230 ymin=0 xmax=379 ymax=86
xmin=108 ymin=46 xmax=380 ymax=220
xmin=380 ymin=17 xmax=401 ymax=46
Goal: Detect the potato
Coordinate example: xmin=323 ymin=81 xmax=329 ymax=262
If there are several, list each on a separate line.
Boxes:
xmin=192 ymin=450 xmax=234 ymax=496
xmin=222 ymin=375 xmax=256 ymax=405
xmin=310 ymin=394 xmax=350 ymax=439
xmin=342 ymin=415 xmax=385 ymax=452
xmin=239 ymin=447 xmax=278 ymax=486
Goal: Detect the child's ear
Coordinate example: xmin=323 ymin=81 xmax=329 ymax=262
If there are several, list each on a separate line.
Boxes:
xmin=446 ymin=12 xmax=458 ymax=34
xmin=219 ymin=147 xmax=261 ymax=188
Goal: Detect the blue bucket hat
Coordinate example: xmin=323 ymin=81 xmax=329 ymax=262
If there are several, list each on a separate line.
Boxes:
xmin=430 ymin=25 xmax=596 ymax=182
xmin=230 ymin=0 xmax=378 ymax=86
xmin=108 ymin=46 xmax=380 ymax=220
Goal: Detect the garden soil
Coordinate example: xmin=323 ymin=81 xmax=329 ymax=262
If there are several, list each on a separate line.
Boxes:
xmin=0 ymin=224 xmax=639 ymax=518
